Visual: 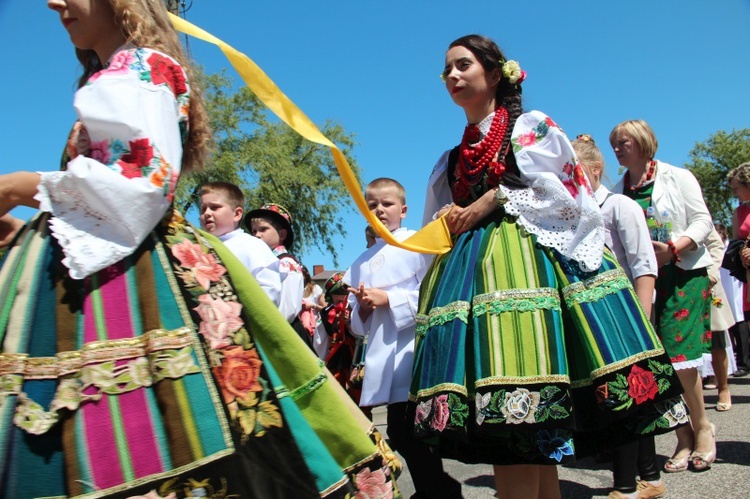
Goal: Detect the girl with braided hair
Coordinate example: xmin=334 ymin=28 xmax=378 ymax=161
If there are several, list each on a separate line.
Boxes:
xmin=411 ymin=34 xmax=686 ymax=498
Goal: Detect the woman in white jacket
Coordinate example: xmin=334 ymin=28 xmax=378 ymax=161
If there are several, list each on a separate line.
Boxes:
xmin=611 ymin=120 xmax=716 ymax=473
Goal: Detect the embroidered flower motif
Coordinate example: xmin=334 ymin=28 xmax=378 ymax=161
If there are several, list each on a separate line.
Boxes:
xmin=88 ymin=139 xmax=112 ymax=165
xmin=431 ymin=394 xmax=450 ymax=431
xmin=594 ymin=383 xmax=609 ymax=405
xmin=147 ymin=52 xmax=188 ymax=96
xmin=536 ymin=429 xmax=574 ymax=462
xmin=194 ymin=294 xmax=243 ymax=350
xmin=214 ymin=345 xmax=263 ymax=404
xmin=673 ymin=308 xmax=690 ymax=321
xmin=501 ymin=388 xmax=541 ymax=424
xmin=627 ymin=365 xmax=658 ymax=405
xmin=374 ymin=431 xmax=402 ymax=478
xmin=561 ymin=179 xmax=579 ymax=198
xmin=562 ymin=161 xmax=574 ymax=176
xmin=50 ymin=378 xmax=83 ymax=412
xmin=127 ymin=357 xmax=152 ymax=388
xmin=88 ymin=50 xmax=137 ymax=84
xmin=354 ymin=467 xmax=392 ymax=499
xmin=671 ymin=354 xmax=687 ymax=363
xmin=118 ymin=138 xmax=155 ymax=179
xmin=475 ymin=392 xmax=491 ymax=425
xmin=516 ymin=130 xmax=538 ymax=148
xmin=415 ymin=399 xmax=432 ymax=425
xmin=171 ymin=239 xmax=227 ymax=290
xmin=662 ymin=400 xmax=689 ymax=426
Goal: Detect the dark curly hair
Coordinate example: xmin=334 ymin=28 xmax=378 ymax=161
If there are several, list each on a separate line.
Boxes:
xmin=448 ymin=35 xmax=525 ymax=187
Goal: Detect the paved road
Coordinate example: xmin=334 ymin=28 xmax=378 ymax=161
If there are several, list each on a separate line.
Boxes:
xmin=373 ymin=374 xmax=750 ymax=498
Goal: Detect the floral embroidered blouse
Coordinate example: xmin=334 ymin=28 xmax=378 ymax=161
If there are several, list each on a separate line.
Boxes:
xmin=423 ymin=110 xmax=604 ymax=271
xmin=35 ymin=46 xmax=190 ymax=279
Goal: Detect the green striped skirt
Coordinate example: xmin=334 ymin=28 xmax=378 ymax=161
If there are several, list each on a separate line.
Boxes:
xmin=410 ymin=213 xmax=687 ymax=465
xmin=0 ymin=212 xmax=401 ymax=498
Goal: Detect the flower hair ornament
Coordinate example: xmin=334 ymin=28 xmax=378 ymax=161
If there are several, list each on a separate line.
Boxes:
xmin=576 ymin=134 xmax=594 ymax=144
xmin=501 ymin=59 xmax=526 ymax=86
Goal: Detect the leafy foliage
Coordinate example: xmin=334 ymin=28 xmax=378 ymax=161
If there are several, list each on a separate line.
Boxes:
xmin=685 ymin=129 xmax=750 ymax=228
xmin=174 ymin=71 xmax=363 ymax=266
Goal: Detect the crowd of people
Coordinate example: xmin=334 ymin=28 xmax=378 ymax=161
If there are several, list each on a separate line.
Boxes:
xmin=0 ymin=2 xmax=747 ymax=499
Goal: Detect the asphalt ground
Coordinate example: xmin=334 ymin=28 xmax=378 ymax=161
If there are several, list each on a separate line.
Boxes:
xmin=373 ymin=373 xmax=750 ymax=498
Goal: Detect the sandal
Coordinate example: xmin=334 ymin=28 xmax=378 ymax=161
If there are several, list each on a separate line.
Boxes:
xmin=663 ymin=453 xmax=690 ymax=473
xmin=716 ymin=401 xmax=732 ymax=412
xmin=690 ymin=423 xmax=717 ymax=471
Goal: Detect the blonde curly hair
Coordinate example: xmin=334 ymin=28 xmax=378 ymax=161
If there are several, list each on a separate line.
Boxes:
xmin=728 ymin=162 xmax=750 ymax=186
xmin=74 ymin=0 xmax=210 ymax=173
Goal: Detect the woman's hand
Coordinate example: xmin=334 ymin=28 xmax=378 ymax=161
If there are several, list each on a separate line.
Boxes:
xmin=652 ymin=241 xmax=673 ymax=267
xmin=447 ymin=188 xmax=499 ymax=235
xmin=740 ymin=246 xmax=750 ymax=268
xmin=0 ymin=214 xmax=25 ymax=247
xmin=0 ymin=172 xmax=41 ymax=217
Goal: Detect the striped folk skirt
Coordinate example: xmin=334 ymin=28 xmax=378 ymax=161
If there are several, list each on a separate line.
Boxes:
xmin=0 ymin=212 xmax=401 ymax=498
xmin=410 ymin=213 xmax=688 ymax=465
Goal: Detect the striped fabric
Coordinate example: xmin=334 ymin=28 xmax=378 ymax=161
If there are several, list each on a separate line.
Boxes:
xmin=410 ymin=213 xmax=687 ymax=465
xmin=0 ymin=213 xmax=400 ymax=498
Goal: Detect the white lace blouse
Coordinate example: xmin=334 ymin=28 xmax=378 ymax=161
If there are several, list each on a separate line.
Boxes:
xmin=35 ymin=46 xmax=190 ymax=279
xmin=423 ymin=110 xmax=604 ymax=271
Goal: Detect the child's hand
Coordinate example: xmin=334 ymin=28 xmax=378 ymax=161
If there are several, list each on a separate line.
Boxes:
xmin=350 ymin=284 xmax=389 ymax=316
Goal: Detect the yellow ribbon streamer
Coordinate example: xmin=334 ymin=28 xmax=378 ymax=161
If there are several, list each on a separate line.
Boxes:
xmin=168 ymin=13 xmax=452 ymax=255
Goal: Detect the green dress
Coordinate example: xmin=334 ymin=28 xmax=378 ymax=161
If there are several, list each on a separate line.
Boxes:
xmin=626 ymin=181 xmax=711 ymax=365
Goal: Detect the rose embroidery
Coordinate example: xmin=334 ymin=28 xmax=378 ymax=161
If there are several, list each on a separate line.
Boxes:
xmin=89 ymin=139 xmax=111 ymax=165
xmin=430 ymin=394 xmax=450 ymax=431
xmin=354 ymin=467 xmax=392 ymax=499
xmin=172 ymin=239 xmax=227 ymax=290
xmin=516 ymin=130 xmax=537 ymax=148
xmin=214 ymin=346 xmax=263 ymax=404
xmin=147 ymin=53 xmax=188 ymax=96
xmin=501 ymin=388 xmax=540 ymax=424
xmin=673 ymin=308 xmax=689 ymax=321
xmin=561 ymin=179 xmax=579 ymax=198
xmin=194 ymin=294 xmax=244 ymax=350
xmin=626 ymin=365 xmax=658 ymax=405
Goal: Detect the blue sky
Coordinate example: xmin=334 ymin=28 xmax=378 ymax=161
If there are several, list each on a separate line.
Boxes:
xmin=1 ymin=1 xmax=749 ymax=273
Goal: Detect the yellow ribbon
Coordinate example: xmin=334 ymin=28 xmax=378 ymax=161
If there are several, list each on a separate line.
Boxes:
xmin=168 ymin=13 xmax=451 ymax=255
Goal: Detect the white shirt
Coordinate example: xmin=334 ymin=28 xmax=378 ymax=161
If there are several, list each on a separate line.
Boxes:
xmin=594 ymin=185 xmax=657 ymax=281
xmin=345 ymin=227 xmax=432 ymax=406
xmin=613 ymin=161 xmax=713 ymax=271
xmin=219 ymin=229 xmax=282 ymax=306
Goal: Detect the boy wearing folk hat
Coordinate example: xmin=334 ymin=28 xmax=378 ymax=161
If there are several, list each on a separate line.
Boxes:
xmin=247 ymin=203 xmax=309 ymax=348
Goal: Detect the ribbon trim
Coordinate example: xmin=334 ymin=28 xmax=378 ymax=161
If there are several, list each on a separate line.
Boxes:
xmin=168 ymin=13 xmax=451 ymax=255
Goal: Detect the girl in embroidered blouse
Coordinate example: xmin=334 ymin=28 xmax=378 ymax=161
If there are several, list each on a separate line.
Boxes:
xmin=412 ymin=35 xmax=686 ymax=499
xmin=573 ymin=135 xmax=665 ymax=499
xmin=611 ymin=120 xmax=716 ymax=474
xmin=0 ymin=2 xmax=401 ymax=498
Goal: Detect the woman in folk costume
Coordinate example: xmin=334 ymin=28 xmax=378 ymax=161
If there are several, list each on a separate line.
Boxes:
xmin=411 ymin=34 xmax=687 ymax=499
xmin=611 ymin=119 xmax=716 ymax=473
xmin=0 ymin=1 xmax=399 ymax=498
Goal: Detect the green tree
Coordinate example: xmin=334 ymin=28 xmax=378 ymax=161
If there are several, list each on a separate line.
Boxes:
xmin=685 ymin=129 xmax=750 ymax=229
xmin=175 ymin=71 xmax=363 ymax=266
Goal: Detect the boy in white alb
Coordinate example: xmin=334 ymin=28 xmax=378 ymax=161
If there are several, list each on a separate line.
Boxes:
xmin=199 ymin=182 xmax=281 ymax=305
xmin=345 ymin=178 xmax=461 ymax=498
